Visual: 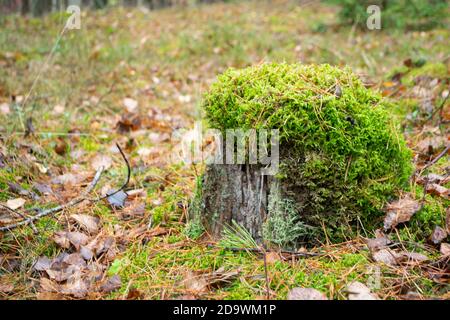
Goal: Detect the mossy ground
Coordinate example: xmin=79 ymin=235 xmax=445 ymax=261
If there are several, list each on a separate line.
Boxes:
xmin=0 ymin=1 xmax=448 ymax=299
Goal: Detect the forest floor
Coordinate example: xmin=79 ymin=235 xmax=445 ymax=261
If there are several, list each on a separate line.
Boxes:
xmin=0 ymin=0 xmax=449 ymax=300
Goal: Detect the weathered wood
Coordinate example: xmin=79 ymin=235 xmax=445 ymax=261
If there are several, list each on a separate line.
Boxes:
xmin=201 ymin=163 xmax=275 ymax=242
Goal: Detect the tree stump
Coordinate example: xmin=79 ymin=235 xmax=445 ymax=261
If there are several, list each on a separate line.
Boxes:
xmin=201 ymin=164 xmax=271 ymax=242
xmin=196 ymin=63 xmax=413 ymax=245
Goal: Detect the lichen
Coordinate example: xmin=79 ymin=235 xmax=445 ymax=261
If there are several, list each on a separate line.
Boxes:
xmin=203 ymin=63 xmax=413 ymax=242
xmin=263 ymin=182 xmax=319 ymax=248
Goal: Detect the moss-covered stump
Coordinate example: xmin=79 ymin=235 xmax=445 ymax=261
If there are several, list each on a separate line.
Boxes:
xmin=198 ymin=63 xmax=413 ymax=246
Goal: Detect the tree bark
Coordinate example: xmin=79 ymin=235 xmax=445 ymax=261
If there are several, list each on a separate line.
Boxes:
xmin=201 ymin=164 xmax=275 ymax=242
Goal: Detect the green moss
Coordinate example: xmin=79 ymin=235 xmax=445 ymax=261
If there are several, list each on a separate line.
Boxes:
xmin=203 ymin=63 xmax=413 ymax=242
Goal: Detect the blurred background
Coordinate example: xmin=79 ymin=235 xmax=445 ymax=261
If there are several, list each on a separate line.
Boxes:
xmin=0 ymin=0 xmax=449 ymax=300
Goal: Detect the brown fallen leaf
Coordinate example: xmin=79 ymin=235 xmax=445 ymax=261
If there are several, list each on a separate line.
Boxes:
xmin=440 ymin=243 xmax=450 ymax=256
xmin=398 ymin=252 xmax=429 ymax=264
xmin=36 ymin=291 xmax=66 ymax=300
xmin=91 ymin=154 xmax=113 ymax=171
xmin=70 ymin=214 xmax=100 ymax=234
xmin=426 ymin=183 xmax=449 ymax=199
xmin=430 ymin=226 xmax=448 ymax=245
xmin=33 ymin=183 xmax=53 ymax=196
xmin=182 ymin=270 xmax=209 ymax=294
xmin=123 ymin=98 xmax=138 ymax=113
xmin=116 ymin=113 xmax=142 ymax=133
xmin=33 ymin=256 xmax=52 ymax=272
xmin=54 ymin=138 xmax=68 ymax=156
xmin=416 ymin=136 xmax=447 ymax=155
xmin=51 ymin=172 xmax=88 ymax=185
xmin=366 ymin=230 xmax=391 ymax=252
xmin=99 ymin=275 xmax=122 ymax=293
xmin=53 ymin=232 xmax=71 ymax=249
xmin=0 ymin=282 xmax=14 ymax=294
xmin=287 ymin=287 xmax=328 ymax=300
xmin=66 ymin=231 xmax=90 ymax=250
xmin=5 ymin=197 xmax=26 ymax=210
xmin=417 ymin=173 xmax=450 ymax=185
xmin=80 ymin=246 xmax=94 ymax=260
xmin=265 ymin=251 xmax=281 ymax=265
xmin=372 ymin=248 xmax=399 ymax=266
xmin=446 ymin=207 xmax=450 ymax=234
xmin=206 ymin=267 xmax=240 ymax=287
xmin=40 ymin=277 xmax=60 ymax=293
xmin=126 ymin=287 xmax=143 ymax=300
xmin=60 ymin=275 xmax=89 ymax=299
xmin=120 ymin=202 xmax=146 ymax=220
xmin=383 ymin=195 xmax=420 ymax=230
xmin=46 ymin=266 xmax=82 ymax=282
xmin=346 ymin=281 xmax=378 ymax=300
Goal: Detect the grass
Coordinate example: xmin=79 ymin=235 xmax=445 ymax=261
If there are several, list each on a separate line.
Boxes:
xmin=0 ymin=0 xmax=449 ymax=300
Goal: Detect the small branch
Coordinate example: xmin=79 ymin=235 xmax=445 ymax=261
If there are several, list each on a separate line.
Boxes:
xmin=428 ymin=88 xmax=449 ymax=121
xmin=419 ymin=144 xmax=449 ymax=174
xmin=0 ymin=167 xmax=104 ymax=232
xmin=0 ymin=203 xmax=38 ymax=233
xmin=88 ymin=143 xmax=131 ymax=202
xmin=0 ymin=143 xmax=131 ymax=233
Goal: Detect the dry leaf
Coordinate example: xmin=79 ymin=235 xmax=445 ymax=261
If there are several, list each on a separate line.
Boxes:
xmin=446 ymin=207 xmax=450 ymax=233
xmin=126 ymin=287 xmax=143 ymax=300
xmin=182 ymin=270 xmax=208 ymax=294
xmin=287 ymin=287 xmax=328 ymax=300
xmin=99 ymin=275 xmax=122 ymax=293
xmin=430 ymin=226 xmax=448 ymax=245
xmin=70 ymin=214 xmax=100 ymax=234
xmin=33 ymin=256 xmax=52 ymax=272
xmin=123 ymin=98 xmax=138 ymax=113
xmin=346 ymin=281 xmax=378 ymax=300
xmin=66 ymin=231 xmax=90 ymax=250
xmin=366 ymin=231 xmax=391 ymax=252
xmin=417 ymin=173 xmax=449 ymax=185
xmin=372 ymin=248 xmax=399 ymax=266
xmin=265 ymin=252 xmax=281 ymax=264
xmin=399 ymin=252 xmax=429 ymax=264
xmin=40 ymin=277 xmax=59 ymax=293
xmin=51 ymin=173 xmax=87 ymax=185
xmin=120 ymin=202 xmax=145 ymax=220
xmin=91 ymin=155 xmax=112 ymax=171
xmin=80 ymin=246 xmax=94 ymax=260
xmin=0 ymin=282 xmax=14 ymax=294
xmin=6 ymin=198 xmax=26 ymax=210
xmin=53 ymin=232 xmax=71 ymax=249
xmin=440 ymin=243 xmax=450 ymax=256
xmin=383 ymin=196 xmax=420 ymax=230
xmin=416 ymin=136 xmax=447 ymax=155
xmin=36 ymin=292 xmax=66 ymax=300
xmin=60 ymin=275 xmax=89 ymax=298
xmin=426 ymin=184 xmax=449 ymax=199
xmin=0 ymin=102 xmax=10 ymax=115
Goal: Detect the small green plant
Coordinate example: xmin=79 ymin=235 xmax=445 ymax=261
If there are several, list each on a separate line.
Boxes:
xmin=263 ymin=183 xmax=318 ymax=248
xmin=185 ymin=175 xmax=205 ymax=239
xmin=220 ymin=220 xmax=258 ymax=250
